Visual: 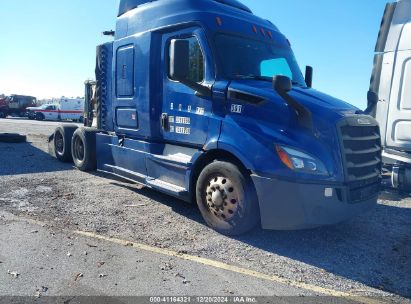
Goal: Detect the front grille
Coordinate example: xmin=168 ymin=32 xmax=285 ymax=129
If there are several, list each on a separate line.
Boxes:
xmin=348 ymin=181 xmax=380 ymax=203
xmin=338 ymin=116 xmax=382 ymax=202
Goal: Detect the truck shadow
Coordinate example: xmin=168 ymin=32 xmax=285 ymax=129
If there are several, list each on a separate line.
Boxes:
xmin=237 ymin=202 xmax=411 ymax=298
xmin=0 ymin=141 xmax=72 ymax=176
xmin=109 ymin=181 xmax=410 ymax=298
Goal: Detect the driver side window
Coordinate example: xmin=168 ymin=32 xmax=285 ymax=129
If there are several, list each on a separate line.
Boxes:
xmin=168 ymin=36 xmax=205 ymax=83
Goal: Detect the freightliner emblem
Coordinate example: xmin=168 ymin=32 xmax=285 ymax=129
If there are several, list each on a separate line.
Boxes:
xmin=357 ymin=118 xmax=372 ymax=125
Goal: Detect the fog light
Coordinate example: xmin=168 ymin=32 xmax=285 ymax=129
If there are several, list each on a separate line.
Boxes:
xmin=324 ymin=188 xmax=333 ymax=197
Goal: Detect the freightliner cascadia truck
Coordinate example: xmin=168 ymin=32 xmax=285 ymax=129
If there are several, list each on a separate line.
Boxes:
xmin=367 ymin=0 xmax=411 ymax=191
xmin=50 ymin=0 xmax=382 ymax=235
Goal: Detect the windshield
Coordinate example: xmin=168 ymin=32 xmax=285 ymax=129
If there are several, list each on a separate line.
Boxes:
xmin=215 ymin=34 xmax=306 ymax=87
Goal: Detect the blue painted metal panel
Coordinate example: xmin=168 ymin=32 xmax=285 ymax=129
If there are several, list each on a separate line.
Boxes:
xmin=116 ymin=45 xmax=135 ymax=97
xmin=116 ymin=108 xmax=139 ymax=129
xmin=112 ymin=32 xmax=153 ymax=138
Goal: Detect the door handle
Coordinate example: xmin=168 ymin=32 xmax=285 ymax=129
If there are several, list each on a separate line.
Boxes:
xmin=161 ymin=113 xmax=169 ymax=131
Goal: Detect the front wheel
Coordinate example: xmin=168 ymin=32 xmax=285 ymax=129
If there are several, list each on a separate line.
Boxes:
xmin=36 ymin=112 xmax=45 ymax=121
xmin=196 ymin=161 xmax=260 ymax=236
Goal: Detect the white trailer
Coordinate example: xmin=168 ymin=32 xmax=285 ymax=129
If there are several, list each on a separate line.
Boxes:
xmin=368 ymin=0 xmax=411 ymax=190
xmin=59 ymin=98 xmax=84 ymax=122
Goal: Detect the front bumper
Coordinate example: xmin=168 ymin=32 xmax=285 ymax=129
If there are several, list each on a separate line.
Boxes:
xmin=252 ymin=175 xmax=378 ymax=230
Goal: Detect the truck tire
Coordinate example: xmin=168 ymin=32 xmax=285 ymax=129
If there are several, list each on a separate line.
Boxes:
xmin=71 ymin=127 xmax=97 ymax=172
xmin=0 ymin=112 xmax=6 ymax=119
xmin=54 ymin=125 xmax=77 ymax=162
xmin=0 ymin=133 xmax=26 ymax=143
xmin=196 ymin=161 xmax=260 ymax=236
xmin=36 ymin=112 xmax=45 ymax=121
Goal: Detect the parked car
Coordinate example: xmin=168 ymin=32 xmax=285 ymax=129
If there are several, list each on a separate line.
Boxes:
xmin=27 ymin=104 xmax=59 ymax=121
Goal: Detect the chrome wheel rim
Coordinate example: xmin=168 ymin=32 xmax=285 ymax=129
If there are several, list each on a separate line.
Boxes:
xmin=205 ymin=176 xmax=240 ymax=221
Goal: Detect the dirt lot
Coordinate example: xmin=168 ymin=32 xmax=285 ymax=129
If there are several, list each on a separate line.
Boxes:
xmin=0 ymin=118 xmax=410 ymax=301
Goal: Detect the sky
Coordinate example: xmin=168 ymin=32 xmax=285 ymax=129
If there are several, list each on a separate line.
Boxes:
xmin=0 ymin=0 xmax=389 ymax=109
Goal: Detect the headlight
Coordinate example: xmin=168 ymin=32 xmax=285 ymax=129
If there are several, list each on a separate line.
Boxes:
xmin=275 ymin=145 xmax=328 ymax=175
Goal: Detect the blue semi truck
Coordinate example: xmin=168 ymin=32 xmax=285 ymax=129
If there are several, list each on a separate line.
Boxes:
xmin=51 ymin=0 xmax=382 ymax=235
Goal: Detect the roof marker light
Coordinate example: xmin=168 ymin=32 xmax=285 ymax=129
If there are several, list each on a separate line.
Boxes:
xmin=252 ymin=25 xmax=257 ymax=34
xmin=260 ymin=28 xmax=266 ymax=36
xmin=216 ymin=16 xmax=222 ymax=26
xmin=267 ymin=31 xmax=273 ymax=39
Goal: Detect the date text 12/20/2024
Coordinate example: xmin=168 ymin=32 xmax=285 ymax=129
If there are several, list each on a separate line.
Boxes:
xmin=150 ymin=297 xmax=257 ymax=303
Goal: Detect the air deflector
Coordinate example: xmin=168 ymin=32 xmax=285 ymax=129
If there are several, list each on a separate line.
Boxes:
xmin=118 ymin=0 xmax=252 ymax=16
xmin=213 ymin=0 xmax=252 ymax=13
xmin=118 ymin=0 xmax=156 ymax=16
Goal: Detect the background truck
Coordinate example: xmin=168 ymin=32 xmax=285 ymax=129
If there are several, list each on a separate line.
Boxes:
xmin=27 ymin=98 xmax=84 ymax=122
xmin=0 ymin=97 xmax=7 ymax=118
xmin=367 ymin=0 xmax=411 ymax=191
xmin=5 ymin=95 xmax=37 ymax=117
xmin=50 ymin=0 xmax=382 ymax=235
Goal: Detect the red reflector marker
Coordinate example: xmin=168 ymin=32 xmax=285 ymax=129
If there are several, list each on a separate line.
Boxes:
xmin=253 ymin=25 xmax=257 ymax=34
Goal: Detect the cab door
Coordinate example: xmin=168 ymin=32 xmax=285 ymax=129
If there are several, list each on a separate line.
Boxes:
xmin=45 ymin=105 xmax=59 ymax=120
xmin=160 ymin=28 xmax=213 ymax=147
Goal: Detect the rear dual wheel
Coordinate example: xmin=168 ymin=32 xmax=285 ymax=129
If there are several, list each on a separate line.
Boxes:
xmin=71 ymin=127 xmax=97 ymax=172
xmin=54 ymin=126 xmax=97 ymax=172
xmin=54 ymin=125 xmax=77 ymax=162
xmin=196 ymin=161 xmax=260 ymax=236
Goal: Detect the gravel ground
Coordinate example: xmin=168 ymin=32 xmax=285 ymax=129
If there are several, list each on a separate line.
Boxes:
xmin=0 ymin=211 xmax=312 ymax=298
xmin=0 ymin=119 xmax=410 ymax=301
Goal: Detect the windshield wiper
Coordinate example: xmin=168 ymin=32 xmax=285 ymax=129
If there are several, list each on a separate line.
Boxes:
xmin=236 ymin=75 xmax=304 ymax=87
xmin=235 ymin=75 xmax=272 ymax=82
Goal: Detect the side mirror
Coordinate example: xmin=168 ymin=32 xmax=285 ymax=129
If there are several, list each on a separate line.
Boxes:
xmin=272 ymin=75 xmax=313 ymax=130
xmin=305 ymin=66 xmax=313 ymax=88
xmin=273 ymin=75 xmax=292 ymax=93
xmin=169 ymin=39 xmax=189 ymax=81
xmin=367 ymin=90 xmax=378 ymax=106
xmin=365 ymin=90 xmax=379 ymax=116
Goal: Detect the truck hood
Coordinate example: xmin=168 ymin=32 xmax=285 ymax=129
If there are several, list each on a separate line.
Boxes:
xmin=225 ymin=80 xmax=362 ymax=181
xmin=26 ymin=106 xmax=44 ymax=111
xmin=227 ymin=80 xmax=361 ymax=131
xmin=229 ymin=80 xmax=359 ymax=115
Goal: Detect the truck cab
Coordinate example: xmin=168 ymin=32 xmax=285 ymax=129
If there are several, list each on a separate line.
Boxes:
xmin=6 ymin=95 xmax=37 ymax=117
xmin=0 ymin=97 xmax=8 ymax=118
xmin=368 ymin=0 xmax=411 ymax=190
xmin=53 ymin=0 xmax=382 ymax=235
